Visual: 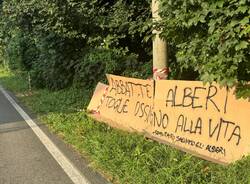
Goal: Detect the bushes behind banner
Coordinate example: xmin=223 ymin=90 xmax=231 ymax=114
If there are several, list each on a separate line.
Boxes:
xmin=0 ymin=0 xmax=249 ymax=94
xmin=160 ymin=0 xmax=250 ymax=88
xmin=0 ymin=0 xmax=152 ymax=89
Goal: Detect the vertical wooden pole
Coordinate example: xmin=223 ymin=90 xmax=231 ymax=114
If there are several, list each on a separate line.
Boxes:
xmin=28 ymin=72 xmax=31 ymax=92
xmin=152 ymin=0 xmax=168 ymax=80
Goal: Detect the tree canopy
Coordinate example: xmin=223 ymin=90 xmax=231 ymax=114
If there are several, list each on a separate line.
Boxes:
xmin=0 ymin=0 xmax=249 ymax=95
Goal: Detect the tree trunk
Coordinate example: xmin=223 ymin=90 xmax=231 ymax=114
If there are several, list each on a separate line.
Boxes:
xmin=152 ymin=0 xmax=168 ymax=80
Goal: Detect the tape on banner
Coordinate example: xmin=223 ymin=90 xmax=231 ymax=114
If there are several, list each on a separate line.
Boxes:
xmin=153 ymin=67 xmax=170 ymax=80
xmin=91 ymin=86 xmax=109 ymax=114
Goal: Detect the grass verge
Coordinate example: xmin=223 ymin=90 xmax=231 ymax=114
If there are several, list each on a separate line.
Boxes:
xmin=0 ymin=67 xmax=249 ymax=184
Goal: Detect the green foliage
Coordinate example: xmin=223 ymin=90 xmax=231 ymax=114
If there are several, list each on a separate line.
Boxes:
xmin=0 ymin=0 xmax=249 ymax=92
xmin=5 ymin=31 xmax=38 ymax=71
xmin=30 ymin=33 xmax=84 ymax=89
xmin=0 ymin=67 xmax=29 ymax=93
xmin=0 ymin=0 xmax=152 ymax=90
xmin=160 ymin=0 xmax=250 ymax=88
xmin=74 ymin=48 xmax=138 ymax=88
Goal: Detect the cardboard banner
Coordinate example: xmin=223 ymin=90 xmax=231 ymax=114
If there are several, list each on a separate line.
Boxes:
xmin=87 ymin=75 xmax=250 ymax=164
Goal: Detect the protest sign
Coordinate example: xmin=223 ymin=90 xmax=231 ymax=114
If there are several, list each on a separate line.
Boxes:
xmin=88 ymin=75 xmax=250 ymax=164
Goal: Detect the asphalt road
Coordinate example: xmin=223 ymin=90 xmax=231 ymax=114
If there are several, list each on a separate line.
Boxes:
xmin=0 ymin=87 xmax=109 ymax=184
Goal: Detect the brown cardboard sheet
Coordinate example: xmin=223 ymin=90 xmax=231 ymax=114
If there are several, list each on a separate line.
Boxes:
xmin=87 ymin=75 xmax=250 ymax=164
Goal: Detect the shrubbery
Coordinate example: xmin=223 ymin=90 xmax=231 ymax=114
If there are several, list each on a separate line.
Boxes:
xmin=0 ymin=0 xmax=249 ymax=93
xmin=160 ymin=0 xmax=250 ymax=87
xmin=0 ymin=0 xmax=152 ymax=90
xmin=73 ymin=48 xmax=140 ymax=88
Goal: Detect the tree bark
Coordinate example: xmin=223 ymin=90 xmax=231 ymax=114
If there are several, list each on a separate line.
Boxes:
xmin=152 ymin=0 xmax=168 ymax=80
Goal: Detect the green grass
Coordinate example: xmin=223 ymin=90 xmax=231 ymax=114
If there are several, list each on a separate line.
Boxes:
xmin=0 ymin=67 xmax=249 ymax=184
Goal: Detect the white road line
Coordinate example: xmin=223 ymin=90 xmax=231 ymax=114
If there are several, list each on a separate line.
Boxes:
xmin=0 ymin=86 xmax=91 ymax=184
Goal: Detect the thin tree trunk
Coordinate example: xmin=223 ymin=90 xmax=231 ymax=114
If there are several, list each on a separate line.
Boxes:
xmin=152 ymin=0 xmax=168 ymax=80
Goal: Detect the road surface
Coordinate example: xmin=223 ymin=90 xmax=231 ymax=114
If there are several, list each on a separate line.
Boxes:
xmin=0 ymin=86 xmax=109 ymax=184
